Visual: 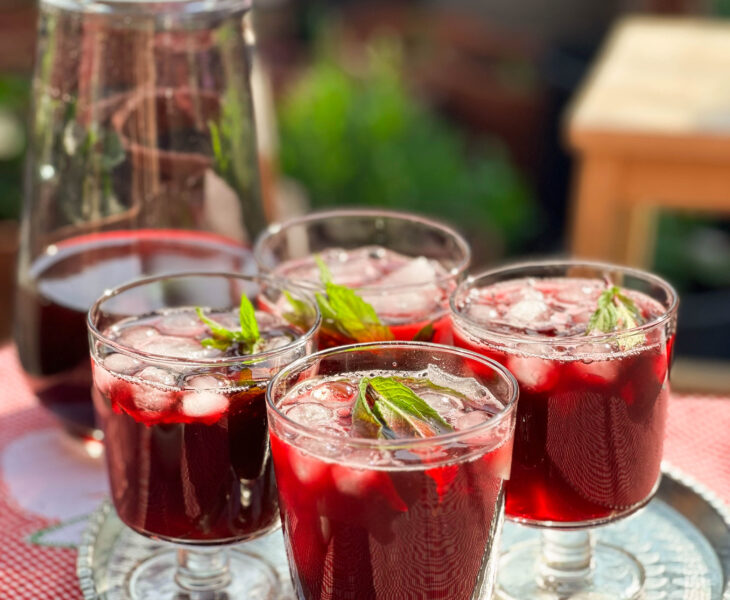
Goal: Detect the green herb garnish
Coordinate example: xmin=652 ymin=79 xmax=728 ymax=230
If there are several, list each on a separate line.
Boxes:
xmin=586 ymin=285 xmax=646 ymax=350
xmin=352 ymin=376 xmax=454 ymax=439
xmin=285 ymin=255 xmax=394 ymax=343
xmin=412 ymin=322 xmax=436 ymax=342
xmin=196 ymin=294 xmax=262 ymax=353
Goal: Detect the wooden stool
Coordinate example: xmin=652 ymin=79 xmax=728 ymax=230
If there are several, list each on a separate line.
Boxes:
xmin=567 ymin=16 xmax=730 ymax=267
xmin=566 ymin=17 xmax=730 ymax=392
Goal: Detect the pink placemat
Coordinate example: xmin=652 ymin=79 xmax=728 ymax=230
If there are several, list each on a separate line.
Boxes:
xmin=0 ymin=344 xmax=727 ymax=599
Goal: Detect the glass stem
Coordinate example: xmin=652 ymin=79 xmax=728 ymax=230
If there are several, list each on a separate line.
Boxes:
xmin=175 ymin=547 xmax=232 ymax=592
xmin=537 ymin=530 xmax=594 ymax=595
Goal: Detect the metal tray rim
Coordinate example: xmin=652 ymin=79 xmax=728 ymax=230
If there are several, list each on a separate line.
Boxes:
xmin=76 ymin=461 xmax=730 ymax=600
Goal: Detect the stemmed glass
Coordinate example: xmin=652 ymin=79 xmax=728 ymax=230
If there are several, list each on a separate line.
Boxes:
xmin=450 ymin=260 xmax=678 ymax=600
xmin=266 ymin=341 xmax=519 ymax=600
xmin=87 ymin=273 xmax=319 ymax=599
xmin=253 ymin=208 xmax=471 ymax=346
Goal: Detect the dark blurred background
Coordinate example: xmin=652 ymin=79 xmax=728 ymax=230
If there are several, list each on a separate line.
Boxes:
xmin=1 ymin=0 xmax=728 ymax=388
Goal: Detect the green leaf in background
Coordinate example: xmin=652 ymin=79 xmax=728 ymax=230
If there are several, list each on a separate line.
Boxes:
xmin=277 ymin=36 xmax=536 ymax=253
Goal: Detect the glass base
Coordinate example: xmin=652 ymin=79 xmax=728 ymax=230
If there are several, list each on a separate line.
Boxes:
xmin=498 ymin=539 xmax=644 ymax=600
xmin=125 ymin=548 xmax=280 ymax=600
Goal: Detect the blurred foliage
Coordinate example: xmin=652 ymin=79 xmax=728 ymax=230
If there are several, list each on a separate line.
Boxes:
xmin=714 ymin=0 xmax=730 ymax=16
xmin=653 ymin=213 xmax=730 ymax=290
xmin=277 ymin=37 xmax=535 ymax=253
xmin=0 ymin=75 xmax=30 ymax=220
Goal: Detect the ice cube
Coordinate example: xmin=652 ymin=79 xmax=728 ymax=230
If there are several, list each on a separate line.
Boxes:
xmin=417 ymin=390 xmax=465 ymax=424
xmin=252 ymin=310 xmax=281 ymax=330
xmin=425 ymin=364 xmax=501 ymax=411
xmin=325 ymin=247 xmax=385 ymax=287
xmin=180 ymin=389 xmax=229 ymax=421
xmin=289 ymin=448 xmax=329 ymax=484
xmin=115 ymin=326 xmax=158 ymax=349
xmin=139 ymin=335 xmax=222 ymax=360
xmin=134 ymin=382 xmax=178 ymax=413
xmin=507 ymin=354 xmax=558 ymax=392
xmin=103 ymin=353 xmax=141 ymax=375
xmin=331 ymin=464 xmax=380 ymax=496
xmin=284 ymin=402 xmax=334 ymax=427
xmin=506 ymin=288 xmax=549 ymax=324
xmin=254 ymin=334 xmax=294 ymax=353
xmin=184 ymin=373 xmax=230 ymax=390
xmin=93 ymin=359 xmax=123 ymax=395
xmin=376 ymin=257 xmax=439 ymax=287
xmin=572 ymin=358 xmax=619 ymax=384
xmin=331 ymin=463 xmax=407 ymax=511
xmin=362 ymin=257 xmax=443 ymax=318
xmin=454 ymin=410 xmax=490 ymax=431
xmin=156 ymin=312 xmax=206 ymax=337
xmin=138 ymin=366 xmax=178 ymax=387
xmin=310 ymin=381 xmax=358 ymax=407
xmin=465 ymin=302 xmax=500 ymax=324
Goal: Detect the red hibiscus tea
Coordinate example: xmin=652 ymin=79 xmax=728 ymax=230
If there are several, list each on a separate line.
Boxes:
xmin=266 ymin=342 xmax=518 ymax=600
xmin=254 ymin=210 xmax=470 ymax=347
xmin=451 ymin=265 xmax=678 ymax=526
xmin=16 ymin=229 xmax=254 ymax=439
xmin=88 ymin=274 xmax=319 ymax=544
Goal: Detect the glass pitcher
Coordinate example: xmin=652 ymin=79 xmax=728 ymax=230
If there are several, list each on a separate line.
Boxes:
xmin=15 ymin=0 xmax=266 ymax=444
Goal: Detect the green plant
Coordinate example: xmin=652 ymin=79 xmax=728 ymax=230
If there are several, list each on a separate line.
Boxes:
xmin=0 ymin=75 xmax=31 ymax=220
xmin=277 ymin=38 xmax=535 ymax=253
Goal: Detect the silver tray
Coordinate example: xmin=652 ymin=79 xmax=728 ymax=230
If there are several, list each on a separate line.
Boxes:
xmin=78 ymin=463 xmax=730 ymax=599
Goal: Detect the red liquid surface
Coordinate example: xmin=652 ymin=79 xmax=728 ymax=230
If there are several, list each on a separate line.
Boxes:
xmin=272 ymin=247 xmax=455 ymax=347
xmin=92 ymin=310 xmax=292 ymax=542
xmin=15 ymin=229 xmax=254 ymax=437
xmin=270 ymin=374 xmax=512 ymax=599
xmin=453 ymin=278 xmax=672 ymax=524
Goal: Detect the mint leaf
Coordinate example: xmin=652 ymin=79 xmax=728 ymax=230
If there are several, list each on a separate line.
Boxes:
xmin=323 ymin=282 xmax=394 ymax=342
xmin=201 ymin=337 xmax=232 ymax=351
xmin=314 ymin=254 xmax=333 ymax=284
xmin=196 ymin=307 xmax=236 ymax=341
xmin=239 ymin=294 xmax=260 ymax=343
xmin=368 ymin=376 xmax=453 ymax=434
xmin=309 ymin=256 xmax=394 ymax=343
xmin=350 ymin=376 xmax=454 ymax=439
xmin=196 ymin=295 xmax=261 ymax=353
xmin=282 ymin=290 xmax=317 ymax=330
xmin=412 ymin=322 xmax=435 ymax=342
xmin=586 ymin=285 xmax=645 ymax=350
xmin=352 ymin=380 xmax=387 ymax=439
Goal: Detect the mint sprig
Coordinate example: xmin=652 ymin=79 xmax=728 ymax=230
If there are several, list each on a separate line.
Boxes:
xmin=352 ymin=376 xmax=454 ymax=439
xmin=586 ymin=285 xmax=646 ymax=350
xmin=284 ymin=255 xmax=394 ymax=343
xmin=196 ymin=294 xmax=262 ymax=353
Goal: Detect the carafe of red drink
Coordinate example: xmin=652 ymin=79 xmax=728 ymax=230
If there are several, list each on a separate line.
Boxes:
xmin=15 ymin=0 xmax=266 ymax=443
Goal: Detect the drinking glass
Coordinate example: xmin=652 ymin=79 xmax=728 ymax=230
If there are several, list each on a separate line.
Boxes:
xmin=266 ymin=341 xmax=518 ymax=600
xmin=450 ymin=261 xmax=678 ymax=600
xmin=253 ymin=208 xmax=471 ymax=346
xmin=87 ymin=273 xmax=319 ymax=599
xmin=16 ymin=0 xmax=266 ymax=444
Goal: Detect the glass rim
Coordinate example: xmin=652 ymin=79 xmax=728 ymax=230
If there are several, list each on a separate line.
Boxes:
xmin=449 ymin=259 xmax=679 ymax=347
xmin=41 ymin=0 xmax=252 ymax=17
xmin=253 ymin=208 xmax=472 ymax=294
xmin=265 ymin=340 xmax=519 ymax=451
xmin=87 ymin=271 xmax=321 ymax=368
